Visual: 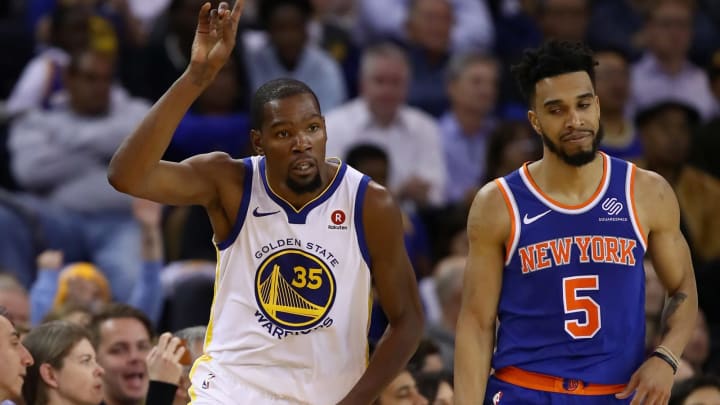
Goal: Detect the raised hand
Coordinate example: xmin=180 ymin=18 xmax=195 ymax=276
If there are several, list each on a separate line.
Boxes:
xmin=188 ymin=0 xmax=245 ymax=87
xmin=146 ymin=332 xmax=188 ymax=385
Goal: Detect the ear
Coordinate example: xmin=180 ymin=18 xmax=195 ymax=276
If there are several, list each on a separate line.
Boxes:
xmin=39 ymin=363 xmax=60 ymax=389
xmin=250 ymin=129 xmax=264 ymax=155
xmin=528 ymin=110 xmax=542 ymax=135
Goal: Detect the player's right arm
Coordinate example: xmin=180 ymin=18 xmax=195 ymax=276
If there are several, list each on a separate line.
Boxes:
xmin=108 ymin=1 xmax=244 ymax=207
xmin=454 ymin=181 xmax=509 ymax=404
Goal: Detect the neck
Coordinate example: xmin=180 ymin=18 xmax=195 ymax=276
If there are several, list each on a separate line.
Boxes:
xmin=102 ymin=392 xmax=143 ymax=405
xmin=47 ymin=393 xmax=78 ymax=405
xmin=532 ymin=151 xmax=605 ymax=203
xmin=655 ymin=54 xmax=685 ymax=75
xmin=454 ymin=107 xmax=485 ymax=135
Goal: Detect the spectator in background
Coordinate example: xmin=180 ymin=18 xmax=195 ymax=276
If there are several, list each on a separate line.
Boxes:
xmin=90 ymin=304 xmax=154 ymax=405
xmin=440 ymin=52 xmax=499 ymax=206
xmin=536 ymin=0 xmax=590 ymax=44
xmin=3 ymin=49 xmax=150 ymax=299
xmin=0 ymin=275 xmax=29 ymax=332
xmin=407 ymin=339 xmax=444 ymax=374
xmin=355 ymin=0 xmax=494 ymax=54
xmin=636 ymin=101 xmax=720 ymax=265
xmin=482 ymin=120 xmax=542 ymax=184
xmin=595 ymin=48 xmax=644 ymax=161
xmin=21 ymin=321 xmax=105 ymax=405
xmin=692 ymin=53 xmax=720 ymax=179
xmin=630 ymin=0 xmax=719 ymax=121
xmin=375 ymin=368 xmax=428 ymax=405
xmin=424 ymin=256 xmax=465 ymax=371
xmin=29 ymin=199 xmax=165 ymax=326
xmin=325 ymin=42 xmax=447 ymax=209
xmin=683 ymin=310 xmax=711 ymax=374
xmin=245 ymin=0 xmax=346 ymax=111
xmin=0 ymin=307 xmax=33 ymax=403
xmin=4 ymin=4 xmax=90 ymax=117
xmin=402 ymin=0 xmax=453 ymax=117
xmin=670 ymin=375 xmax=720 ymax=405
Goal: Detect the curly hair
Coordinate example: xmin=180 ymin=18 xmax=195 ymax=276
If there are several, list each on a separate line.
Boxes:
xmin=511 ymin=40 xmax=597 ymax=106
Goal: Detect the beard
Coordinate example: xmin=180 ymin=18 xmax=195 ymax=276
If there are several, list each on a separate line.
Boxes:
xmin=541 ymin=126 xmax=604 ymax=167
xmin=286 ymin=172 xmax=322 ymax=194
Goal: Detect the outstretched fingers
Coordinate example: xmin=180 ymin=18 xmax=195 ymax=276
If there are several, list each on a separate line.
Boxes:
xmin=222 ymin=0 xmax=244 ymax=42
xmin=196 ymin=2 xmax=211 ymax=34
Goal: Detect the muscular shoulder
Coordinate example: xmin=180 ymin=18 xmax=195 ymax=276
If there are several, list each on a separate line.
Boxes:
xmin=467 ymin=181 xmax=511 ymax=245
xmin=362 ymin=181 xmax=397 ymax=217
xmin=185 ymin=152 xmax=245 ymax=182
xmin=633 ymin=167 xmax=680 ymax=231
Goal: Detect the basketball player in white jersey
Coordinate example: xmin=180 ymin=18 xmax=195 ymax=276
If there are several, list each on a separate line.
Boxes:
xmin=107 ymin=1 xmax=424 ymax=404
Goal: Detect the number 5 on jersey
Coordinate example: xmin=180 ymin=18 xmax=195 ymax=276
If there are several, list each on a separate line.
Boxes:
xmin=563 ymin=276 xmax=601 ymax=339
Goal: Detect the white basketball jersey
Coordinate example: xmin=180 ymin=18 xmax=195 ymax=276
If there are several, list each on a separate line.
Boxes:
xmin=195 ymin=156 xmax=373 ymax=404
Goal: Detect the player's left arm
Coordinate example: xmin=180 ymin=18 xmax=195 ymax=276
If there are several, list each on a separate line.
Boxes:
xmin=617 ymin=168 xmax=698 ymax=405
xmin=337 ymin=182 xmax=424 ymax=405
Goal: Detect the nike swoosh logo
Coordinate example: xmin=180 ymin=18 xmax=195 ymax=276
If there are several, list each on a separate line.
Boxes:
xmin=523 ymin=210 xmax=551 ymax=225
xmin=252 ymin=207 xmax=280 ymax=217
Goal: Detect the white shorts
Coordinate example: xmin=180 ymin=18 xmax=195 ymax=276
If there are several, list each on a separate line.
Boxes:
xmin=188 ymin=358 xmax=311 ymax=405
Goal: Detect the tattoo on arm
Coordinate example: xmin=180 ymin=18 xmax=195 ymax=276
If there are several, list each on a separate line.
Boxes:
xmin=661 ymin=292 xmax=688 ymax=335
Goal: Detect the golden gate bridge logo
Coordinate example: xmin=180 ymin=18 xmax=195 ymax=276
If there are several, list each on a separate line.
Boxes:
xmin=254 ymin=249 xmax=335 ymax=330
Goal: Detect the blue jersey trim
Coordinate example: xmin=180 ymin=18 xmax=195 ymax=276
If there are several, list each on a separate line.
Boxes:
xmin=259 ymin=157 xmax=348 ymax=224
xmin=216 ymin=157 xmax=254 ymax=250
xmin=354 ymin=175 xmax=372 ymax=268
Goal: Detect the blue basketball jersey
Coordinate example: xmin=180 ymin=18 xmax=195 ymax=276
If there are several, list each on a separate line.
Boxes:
xmin=492 ymin=153 xmax=647 ymax=385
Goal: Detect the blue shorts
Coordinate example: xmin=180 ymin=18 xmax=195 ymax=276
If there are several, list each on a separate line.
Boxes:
xmin=485 ymin=376 xmax=633 ymax=405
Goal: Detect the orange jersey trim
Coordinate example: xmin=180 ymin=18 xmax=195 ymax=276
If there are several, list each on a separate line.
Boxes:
xmin=494 ymin=367 xmax=626 ymax=396
xmin=522 ymin=153 xmax=609 ymax=210
xmin=495 ymin=179 xmax=516 ymax=262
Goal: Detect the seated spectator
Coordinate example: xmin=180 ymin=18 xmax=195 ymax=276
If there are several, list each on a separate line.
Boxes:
xmin=0 ymin=307 xmax=33 ymax=403
xmin=424 ymin=256 xmax=465 ymax=370
xmin=89 ymin=304 xmax=154 ymax=405
xmin=3 ymin=48 xmax=151 ymax=298
xmin=408 ymin=339 xmax=444 ymax=374
xmin=482 ymin=120 xmax=542 ymax=184
xmin=29 ymin=199 xmax=165 ymax=326
xmin=440 ymin=52 xmax=499 ymax=205
xmin=4 ymin=4 xmax=90 ymax=117
xmin=683 ymin=309 xmax=711 ymax=374
xmin=636 ymin=101 xmax=720 ymax=265
xmin=375 ymin=368 xmax=428 ymax=405
xmin=21 ymin=320 xmax=105 ymax=405
xmin=595 ymin=47 xmax=643 ymax=161
xmin=325 ymin=42 xmax=447 ymax=209
xmin=670 ymin=374 xmax=720 ymax=405
xmin=630 ymin=0 xmax=719 ymax=121
xmin=42 ymin=302 xmax=94 ymax=327
xmin=245 ymin=0 xmax=346 ymax=111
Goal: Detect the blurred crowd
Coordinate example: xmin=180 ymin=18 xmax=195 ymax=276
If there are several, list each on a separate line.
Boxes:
xmin=0 ymin=0 xmax=719 ymax=404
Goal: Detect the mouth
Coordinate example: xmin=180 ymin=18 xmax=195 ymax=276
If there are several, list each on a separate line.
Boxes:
xmin=122 ymin=372 xmax=146 ymax=390
xmin=561 ymin=131 xmax=593 ymax=143
xmin=291 ymin=158 xmax=316 ymax=176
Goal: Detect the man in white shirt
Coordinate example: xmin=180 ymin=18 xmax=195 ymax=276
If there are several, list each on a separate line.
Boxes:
xmin=325 ymin=42 xmax=447 ymax=208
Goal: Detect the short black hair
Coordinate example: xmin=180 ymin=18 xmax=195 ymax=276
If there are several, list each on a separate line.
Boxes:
xmin=511 ymin=40 xmax=597 ymax=106
xmin=345 ymin=144 xmax=388 ymax=168
xmin=634 ymin=100 xmax=700 ymax=129
xmin=259 ymin=0 xmax=313 ymax=29
xmin=250 ymin=78 xmax=321 ymax=130
xmin=670 ymin=375 xmax=720 ymax=405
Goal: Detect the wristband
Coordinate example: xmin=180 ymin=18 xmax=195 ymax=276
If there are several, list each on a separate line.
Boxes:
xmin=651 ymin=351 xmax=678 ymax=375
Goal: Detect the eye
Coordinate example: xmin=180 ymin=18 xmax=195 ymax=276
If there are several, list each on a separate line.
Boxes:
xmin=549 ymin=109 xmax=561 ymax=115
xmin=308 ymin=123 xmax=320 ymax=132
xmin=276 ymin=130 xmax=290 ymax=138
xmin=579 ymin=103 xmax=591 ymax=109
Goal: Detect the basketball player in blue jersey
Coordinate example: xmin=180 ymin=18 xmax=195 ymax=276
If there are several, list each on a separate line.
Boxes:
xmin=454 ymin=40 xmax=698 ymax=405
xmin=107 ymin=1 xmax=424 ymax=404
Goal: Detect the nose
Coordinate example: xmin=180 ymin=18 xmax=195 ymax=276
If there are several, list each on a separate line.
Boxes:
xmin=292 ymin=132 xmax=312 ymax=152
xmin=96 ymin=364 xmax=105 ymax=377
xmin=21 ymin=343 xmax=34 ymax=366
xmin=414 ymin=392 xmax=429 ymax=405
xmin=566 ymin=108 xmax=584 ymax=129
